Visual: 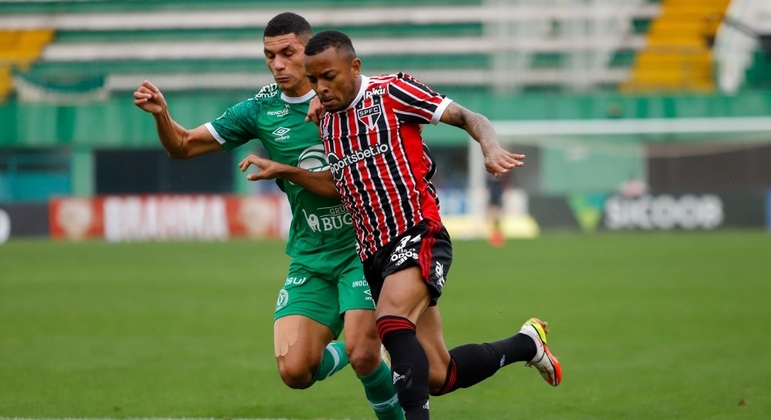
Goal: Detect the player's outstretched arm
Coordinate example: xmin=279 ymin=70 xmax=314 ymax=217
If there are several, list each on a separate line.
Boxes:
xmin=439 ymin=102 xmax=525 ymax=177
xmin=239 ymin=155 xmax=340 ymax=199
xmin=134 ymin=80 xmax=222 ymax=159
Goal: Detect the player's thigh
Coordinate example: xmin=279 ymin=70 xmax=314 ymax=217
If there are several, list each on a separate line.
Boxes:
xmin=336 ymin=254 xmax=380 ymax=356
xmin=337 ymin=251 xmax=377 ymax=341
xmin=416 ymin=305 xmax=452 ymax=389
xmin=367 ymin=221 xmax=452 ymax=322
xmin=272 ymin=262 xmax=343 ymax=378
xmin=276 ymin=259 xmax=346 ymax=338
xmin=336 ymin=248 xmax=376 ymax=315
xmin=342 ymin=309 xmax=379 ymax=348
xmin=376 ymin=266 xmax=432 ymax=324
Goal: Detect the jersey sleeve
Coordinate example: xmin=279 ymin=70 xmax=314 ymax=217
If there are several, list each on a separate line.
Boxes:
xmin=387 ymin=72 xmax=453 ymax=125
xmin=205 ymin=97 xmax=260 ymax=152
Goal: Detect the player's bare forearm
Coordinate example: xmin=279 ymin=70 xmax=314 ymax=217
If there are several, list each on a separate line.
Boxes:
xmin=153 ymin=116 xmax=221 ymax=159
xmin=440 ymin=102 xmax=498 ymax=151
xmin=440 ymin=102 xmax=525 ymax=175
xmin=284 ymin=168 xmax=340 ymax=198
xmin=135 ymin=80 xmax=187 ymax=158
xmin=239 ymin=155 xmax=340 ymax=199
xmin=153 ymin=111 xmax=189 ymax=158
xmin=135 ymin=81 xmax=219 ymax=159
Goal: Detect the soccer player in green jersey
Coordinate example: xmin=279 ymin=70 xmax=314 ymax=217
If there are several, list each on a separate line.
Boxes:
xmin=133 ymin=13 xmax=402 ymax=420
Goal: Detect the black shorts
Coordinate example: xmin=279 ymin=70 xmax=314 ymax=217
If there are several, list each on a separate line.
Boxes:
xmin=362 ymin=220 xmax=453 ymax=306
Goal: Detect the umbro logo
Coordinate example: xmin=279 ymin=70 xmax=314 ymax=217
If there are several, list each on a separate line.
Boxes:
xmin=272 ymin=127 xmax=291 ymax=141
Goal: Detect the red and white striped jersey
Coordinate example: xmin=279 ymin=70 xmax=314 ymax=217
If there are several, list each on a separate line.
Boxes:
xmin=320 ymin=73 xmax=453 ymax=261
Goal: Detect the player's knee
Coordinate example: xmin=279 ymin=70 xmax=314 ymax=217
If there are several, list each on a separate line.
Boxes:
xmin=346 ymin=340 xmax=381 ymax=376
xmin=428 ymin=373 xmax=447 ymax=396
xmin=427 ymin=357 xmax=453 ymax=394
xmin=277 ymin=361 xmax=315 ymax=389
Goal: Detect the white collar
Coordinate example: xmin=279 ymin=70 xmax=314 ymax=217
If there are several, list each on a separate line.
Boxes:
xmin=281 ymin=89 xmax=316 ymax=103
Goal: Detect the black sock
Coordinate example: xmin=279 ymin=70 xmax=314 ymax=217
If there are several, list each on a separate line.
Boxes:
xmin=377 ymin=316 xmax=430 ymax=420
xmin=437 ymin=333 xmax=536 ymax=395
xmin=488 ymin=332 xmax=537 ymax=364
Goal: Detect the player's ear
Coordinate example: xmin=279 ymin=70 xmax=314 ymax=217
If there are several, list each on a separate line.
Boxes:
xmin=351 ymin=58 xmax=361 ymax=76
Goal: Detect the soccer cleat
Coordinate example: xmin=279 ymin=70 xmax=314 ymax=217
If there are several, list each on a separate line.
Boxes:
xmin=519 ymin=317 xmax=562 ymax=386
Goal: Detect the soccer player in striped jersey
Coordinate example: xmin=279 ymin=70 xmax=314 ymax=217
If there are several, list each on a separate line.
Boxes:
xmin=301 ymin=30 xmax=563 ymax=419
xmin=486 ymin=171 xmax=510 ymax=247
xmin=133 ymin=14 xmax=402 ymax=420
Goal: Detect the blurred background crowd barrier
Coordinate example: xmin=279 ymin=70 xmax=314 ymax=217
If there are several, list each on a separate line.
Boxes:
xmin=1 ymin=0 xmax=770 ymax=242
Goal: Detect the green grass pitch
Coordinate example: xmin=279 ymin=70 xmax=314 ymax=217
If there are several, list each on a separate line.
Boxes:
xmin=1 ymin=232 xmax=770 ymax=419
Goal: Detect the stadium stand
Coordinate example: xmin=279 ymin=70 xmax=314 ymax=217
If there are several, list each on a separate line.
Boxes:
xmin=0 ymin=0 xmax=661 ymax=96
xmin=0 ymin=29 xmax=54 ymax=100
xmin=1 ymin=0 xmax=770 ymax=209
xmin=3 ymin=0 xmax=770 ymax=97
xmin=0 ymin=64 xmax=10 ymax=101
xmin=714 ymin=0 xmax=771 ymax=92
xmin=622 ymin=0 xmax=731 ymax=92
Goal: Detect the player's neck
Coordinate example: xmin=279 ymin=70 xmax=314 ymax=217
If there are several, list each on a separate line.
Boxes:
xmin=282 ymin=80 xmax=313 ymax=99
xmin=340 ymin=75 xmax=363 ymax=109
xmin=354 ymin=75 xmax=362 ymax=98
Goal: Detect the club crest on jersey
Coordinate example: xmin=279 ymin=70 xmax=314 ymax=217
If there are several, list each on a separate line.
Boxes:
xmin=357 ymin=104 xmax=382 ymax=130
xmin=297 ymin=144 xmax=329 ymax=172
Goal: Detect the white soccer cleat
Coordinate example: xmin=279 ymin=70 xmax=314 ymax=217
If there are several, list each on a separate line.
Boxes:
xmin=519 ymin=317 xmax=562 ymax=386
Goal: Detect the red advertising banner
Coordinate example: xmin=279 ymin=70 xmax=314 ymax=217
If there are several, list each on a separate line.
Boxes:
xmin=50 ymin=194 xmax=285 ymax=241
xmin=49 ymin=197 xmax=104 ymax=240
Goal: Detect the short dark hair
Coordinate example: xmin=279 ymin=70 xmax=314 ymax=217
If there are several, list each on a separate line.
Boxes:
xmin=305 ymin=30 xmax=356 ymax=60
xmin=263 ymin=12 xmax=312 ymax=42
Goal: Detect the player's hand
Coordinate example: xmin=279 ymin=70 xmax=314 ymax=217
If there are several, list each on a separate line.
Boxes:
xmin=239 ymin=154 xmax=284 ymax=181
xmin=483 ymin=144 xmax=525 ymax=178
xmin=305 ymin=96 xmax=325 ymax=125
xmin=133 ymin=80 xmax=167 ymax=115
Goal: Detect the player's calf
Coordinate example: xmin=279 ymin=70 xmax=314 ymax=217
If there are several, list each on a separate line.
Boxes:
xmin=378 ymin=315 xmax=430 ymax=419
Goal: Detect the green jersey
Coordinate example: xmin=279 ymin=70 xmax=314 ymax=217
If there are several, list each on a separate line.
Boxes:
xmin=206 ymin=84 xmax=355 ymax=257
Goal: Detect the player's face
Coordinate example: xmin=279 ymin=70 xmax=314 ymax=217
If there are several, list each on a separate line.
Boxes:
xmin=305 ymin=47 xmax=360 ymax=112
xmin=263 ymin=34 xmax=309 ymax=96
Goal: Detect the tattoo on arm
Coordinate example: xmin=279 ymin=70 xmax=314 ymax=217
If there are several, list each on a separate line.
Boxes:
xmin=442 ymin=103 xmax=467 ymax=129
xmin=442 ymin=103 xmax=496 ymax=144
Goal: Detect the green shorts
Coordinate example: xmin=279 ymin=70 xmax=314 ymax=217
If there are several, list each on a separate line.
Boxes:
xmin=274 ymin=246 xmax=375 ymax=338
